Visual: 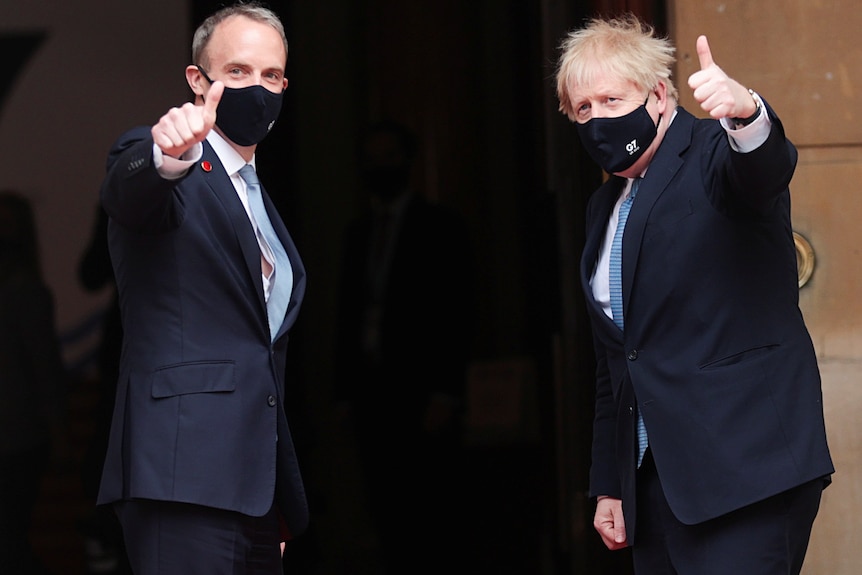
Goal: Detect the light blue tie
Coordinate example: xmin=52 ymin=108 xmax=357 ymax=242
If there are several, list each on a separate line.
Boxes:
xmin=609 ymin=178 xmax=648 ymax=467
xmin=238 ymin=164 xmax=292 ymax=341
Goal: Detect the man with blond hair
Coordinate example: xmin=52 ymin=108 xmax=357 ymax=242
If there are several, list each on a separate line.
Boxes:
xmin=556 ymin=14 xmax=833 ymax=575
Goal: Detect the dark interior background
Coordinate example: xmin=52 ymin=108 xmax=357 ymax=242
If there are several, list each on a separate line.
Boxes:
xmin=6 ymin=0 xmax=664 ymax=573
xmin=188 ymin=0 xmax=663 ymax=573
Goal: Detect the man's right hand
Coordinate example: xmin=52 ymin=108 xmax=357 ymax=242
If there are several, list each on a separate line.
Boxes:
xmin=151 ymin=80 xmax=223 ymax=159
xmin=594 ymin=496 xmax=628 ymax=550
xmin=687 ymin=35 xmax=756 ymax=121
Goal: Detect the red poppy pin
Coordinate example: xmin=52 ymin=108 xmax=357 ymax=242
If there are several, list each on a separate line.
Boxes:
xmin=201 ymin=161 xmax=213 ymax=172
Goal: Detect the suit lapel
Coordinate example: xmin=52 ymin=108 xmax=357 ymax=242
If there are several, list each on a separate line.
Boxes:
xmin=256 ymin=179 xmax=306 ymax=341
xmin=582 ymin=177 xmax=626 ymax=335
xmin=195 ymin=142 xmax=307 ymax=342
xmin=620 ymin=108 xmax=694 ymax=313
xmin=197 ymin=145 xmax=269 ymax=314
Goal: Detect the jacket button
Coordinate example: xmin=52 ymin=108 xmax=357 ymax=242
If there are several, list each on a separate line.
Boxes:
xmin=627 ymin=349 xmax=638 ymax=361
xmin=267 ymin=395 xmax=277 ymax=407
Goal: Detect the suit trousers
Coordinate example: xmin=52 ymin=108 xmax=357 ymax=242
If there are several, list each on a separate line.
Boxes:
xmin=114 ymin=499 xmax=282 ymax=575
xmin=632 ymin=449 xmax=825 ymax=575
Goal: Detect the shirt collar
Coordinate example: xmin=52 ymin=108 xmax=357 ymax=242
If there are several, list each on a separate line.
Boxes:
xmin=206 ymin=130 xmax=254 ymax=176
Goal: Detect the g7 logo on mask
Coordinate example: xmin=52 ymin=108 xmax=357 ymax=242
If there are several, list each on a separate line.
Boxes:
xmin=626 ymin=139 xmax=640 ymax=156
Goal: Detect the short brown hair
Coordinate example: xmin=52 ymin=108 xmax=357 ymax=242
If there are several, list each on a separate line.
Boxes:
xmin=191 ymin=1 xmax=288 ymax=68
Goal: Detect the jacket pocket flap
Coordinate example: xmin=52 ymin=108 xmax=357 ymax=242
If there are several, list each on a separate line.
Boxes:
xmin=151 ymin=361 xmax=236 ymax=398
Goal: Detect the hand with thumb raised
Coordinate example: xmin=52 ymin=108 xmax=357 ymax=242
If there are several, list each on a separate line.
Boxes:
xmin=687 ymin=35 xmax=757 ymax=120
xmin=151 ymin=80 xmax=224 ymax=159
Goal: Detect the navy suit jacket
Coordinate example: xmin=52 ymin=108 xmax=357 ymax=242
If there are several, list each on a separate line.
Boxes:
xmin=581 ymin=105 xmax=833 ymax=542
xmin=96 ymin=127 xmax=309 ymax=535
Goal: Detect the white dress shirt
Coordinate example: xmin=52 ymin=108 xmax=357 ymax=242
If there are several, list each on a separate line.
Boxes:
xmin=590 ymin=97 xmax=771 ymax=319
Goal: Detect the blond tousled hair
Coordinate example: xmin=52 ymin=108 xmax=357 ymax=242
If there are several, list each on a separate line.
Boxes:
xmin=555 ymin=14 xmax=678 ymax=122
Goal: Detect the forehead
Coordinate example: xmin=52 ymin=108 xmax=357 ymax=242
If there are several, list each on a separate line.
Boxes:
xmin=206 ymin=15 xmax=286 ymax=68
xmin=568 ymin=72 xmax=641 ymax=101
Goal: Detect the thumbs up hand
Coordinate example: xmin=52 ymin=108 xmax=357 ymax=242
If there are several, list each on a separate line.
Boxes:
xmin=687 ymin=35 xmax=758 ymax=120
xmin=151 ymin=80 xmax=224 ymax=159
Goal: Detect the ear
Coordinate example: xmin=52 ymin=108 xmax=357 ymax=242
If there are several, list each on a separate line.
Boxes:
xmin=654 ymin=81 xmax=669 ymax=116
xmin=186 ymin=65 xmax=207 ymax=99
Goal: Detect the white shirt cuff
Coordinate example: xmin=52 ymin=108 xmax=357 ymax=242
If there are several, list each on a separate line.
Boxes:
xmin=720 ymin=91 xmax=771 ymax=153
xmin=152 ymin=142 xmax=204 ymax=180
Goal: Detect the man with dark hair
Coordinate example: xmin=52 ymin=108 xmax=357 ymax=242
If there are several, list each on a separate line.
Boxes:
xmin=97 ymin=3 xmax=308 ymax=573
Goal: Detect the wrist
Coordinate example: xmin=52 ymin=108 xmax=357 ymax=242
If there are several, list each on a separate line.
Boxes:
xmin=731 ymin=89 xmax=762 ymax=128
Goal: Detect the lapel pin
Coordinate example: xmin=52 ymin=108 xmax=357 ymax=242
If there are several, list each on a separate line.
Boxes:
xmin=201 ymin=160 xmax=213 ymax=172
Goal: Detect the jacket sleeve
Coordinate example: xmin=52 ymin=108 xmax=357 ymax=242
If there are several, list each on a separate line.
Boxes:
xmin=588 ymin=328 xmax=621 ymax=500
xmin=703 ymin=98 xmax=798 ymax=216
xmin=100 ymin=127 xmax=192 ymax=233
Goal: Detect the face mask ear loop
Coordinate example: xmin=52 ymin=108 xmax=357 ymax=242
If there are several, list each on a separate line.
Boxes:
xmin=196 ymin=66 xmax=214 ymax=84
xmin=646 ymin=90 xmax=662 ymax=129
xmin=195 ymin=66 xmax=217 ymax=106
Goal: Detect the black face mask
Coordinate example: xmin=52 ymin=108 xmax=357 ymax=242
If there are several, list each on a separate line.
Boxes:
xmin=576 ymin=97 xmax=658 ymax=174
xmin=198 ymin=67 xmax=284 ymax=146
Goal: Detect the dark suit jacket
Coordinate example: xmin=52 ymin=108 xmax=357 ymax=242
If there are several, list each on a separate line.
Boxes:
xmin=96 ymin=127 xmax=309 ymax=535
xmin=581 ymin=105 xmax=834 ymax=542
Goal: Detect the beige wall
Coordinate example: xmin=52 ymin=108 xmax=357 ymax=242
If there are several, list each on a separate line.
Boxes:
xmin=671 ymin=1 xmax=862 ymax=572
xmin=0 ymin=0 xmax=190 ymax=367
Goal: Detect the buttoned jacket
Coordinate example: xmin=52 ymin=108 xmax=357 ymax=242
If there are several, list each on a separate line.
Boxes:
xmin=97 ymin=127 xmax=308 ymax=535
xmin=581 ymin=104 xmax=833 ymax=542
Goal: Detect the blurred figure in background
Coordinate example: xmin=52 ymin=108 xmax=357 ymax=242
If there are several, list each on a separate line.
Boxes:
xmin=0 ymin=191 xmax=67 ymax=575
xmin=77 ymin=204 xmax=130 ymax=575
xmin=334 ymin=120 xmax=475 ymax=575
